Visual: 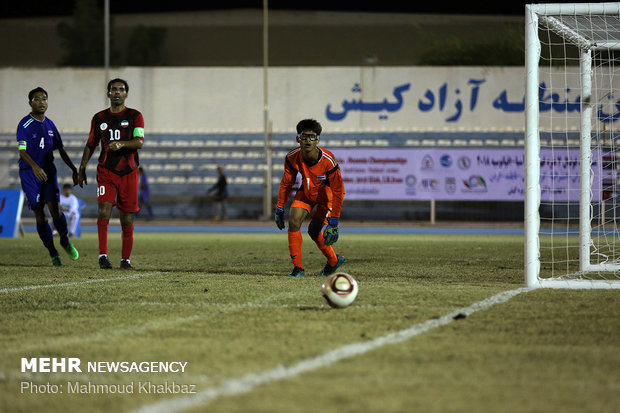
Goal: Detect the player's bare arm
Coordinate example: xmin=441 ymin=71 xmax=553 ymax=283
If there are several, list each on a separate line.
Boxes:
xmin=77 ymin=145 xmax=96 ymax=187
xmin=18 ymin=150 xmax=47 ymax=181
xmin=109 ymin=137 xmax=143 ymax=152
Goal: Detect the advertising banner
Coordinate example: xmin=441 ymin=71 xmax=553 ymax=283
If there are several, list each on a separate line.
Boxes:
xmin=0 ymin=190 xmax=24 ymax=238
xmin=332 ymin=148 xmax=603 ymax=202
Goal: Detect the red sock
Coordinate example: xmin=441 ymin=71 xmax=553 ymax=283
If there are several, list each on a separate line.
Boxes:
xmin=312 ymin=231 xmax=338 ymax=266
xmin=97 ymin=218 xmax=109 ymax=255
xmin=121 ymin=224 xmax=134 ymax=261
xmin=288 ymin=230 xmax=303 ymax=268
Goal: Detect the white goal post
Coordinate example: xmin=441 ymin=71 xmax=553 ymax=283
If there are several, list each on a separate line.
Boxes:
xmin=525 ymin=2 xmax=620 ymax=288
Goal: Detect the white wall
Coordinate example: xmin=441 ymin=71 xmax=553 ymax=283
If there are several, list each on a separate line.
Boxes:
xmin=0 ymin=66 xmax=592 ymax=135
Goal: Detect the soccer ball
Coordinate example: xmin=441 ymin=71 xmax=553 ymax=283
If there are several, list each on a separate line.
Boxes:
xmin=321 ymin=272 xmax=358 ymax=308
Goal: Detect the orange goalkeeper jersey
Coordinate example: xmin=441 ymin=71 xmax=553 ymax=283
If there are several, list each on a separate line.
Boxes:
xmin=276 ymin=147 xmax=345 ymax=218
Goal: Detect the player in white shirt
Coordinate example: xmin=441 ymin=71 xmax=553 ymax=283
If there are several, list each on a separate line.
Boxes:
xmin=59 ymin=184 xmax=80 ymax=237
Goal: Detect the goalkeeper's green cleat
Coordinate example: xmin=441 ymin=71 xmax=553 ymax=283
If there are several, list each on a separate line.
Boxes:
xmin=288 ymin=266 xmax=305 ymax=277
xmin=62 ymin=242 xmax=79 ymax=261
xmin=319 ymin=255 xmax=345 ymax=276
xmin=51 ymin=255 xmax=62 ymax=267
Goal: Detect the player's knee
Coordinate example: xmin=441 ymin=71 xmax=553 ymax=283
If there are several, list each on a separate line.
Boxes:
xmin=308 ymin=227 xmax=320 ymax=240
xmin=33 ymin=209 xmax=47 ymax=225
xmin=120 ymin=213 xmax=134 ymax=227
xmin=288 ymin=219 xmax=302 ymax=232
xmin=98 ymin=203 xmax=112 ymax=219
xmin=48 ymin=205 xmax=61 ymax=219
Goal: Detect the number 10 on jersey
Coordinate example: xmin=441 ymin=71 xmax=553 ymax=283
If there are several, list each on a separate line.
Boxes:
xmin=109 ymin=129 xmax=121 ymax=140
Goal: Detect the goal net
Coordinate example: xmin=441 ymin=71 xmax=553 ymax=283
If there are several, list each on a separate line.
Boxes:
xmin=525 ymin=3 xmax=620 ymax=288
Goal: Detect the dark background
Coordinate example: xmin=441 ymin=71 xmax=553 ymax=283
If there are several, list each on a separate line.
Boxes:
xmin=0 ymin=1 xmax=557 ymax=18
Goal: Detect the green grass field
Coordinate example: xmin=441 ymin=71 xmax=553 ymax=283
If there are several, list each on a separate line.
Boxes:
xmin=1 ymin=230 xmax=619 ymax=413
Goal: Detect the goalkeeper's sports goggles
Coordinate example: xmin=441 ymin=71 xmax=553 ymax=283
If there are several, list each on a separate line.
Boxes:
xmin=297 ymin=133 xmax=319 ymax=141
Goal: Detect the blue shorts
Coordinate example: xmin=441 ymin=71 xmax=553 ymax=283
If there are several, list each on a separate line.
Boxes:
xmin=19 ymin=167 xmax=60 ymax=210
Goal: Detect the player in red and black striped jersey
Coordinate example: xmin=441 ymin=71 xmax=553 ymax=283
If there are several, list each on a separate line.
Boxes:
xmin=77 ymin=78 xmax=144 ymax=270
xmin=275 ymin=119 xmax=346 ymax=277
xmin=87 ymin=106 xmax=143 ymax=176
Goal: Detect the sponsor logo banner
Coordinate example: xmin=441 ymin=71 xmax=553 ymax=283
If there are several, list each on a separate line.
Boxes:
xmin=333 ymin=148 xmax=606 ymax=201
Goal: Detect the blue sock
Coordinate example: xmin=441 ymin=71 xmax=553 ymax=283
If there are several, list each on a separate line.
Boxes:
xmin=53 ymin=214 xmax=69 ymax=247
xmin=37 ymin=222 xmax=58 ymax=257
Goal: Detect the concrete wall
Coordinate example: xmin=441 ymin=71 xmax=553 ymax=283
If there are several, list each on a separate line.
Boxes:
xmin=2 ymin=65 xmax=541 ymax=135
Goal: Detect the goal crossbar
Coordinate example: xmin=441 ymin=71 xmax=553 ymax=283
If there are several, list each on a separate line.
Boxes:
xmin=528 ymin=3 xmax=620 ymax=15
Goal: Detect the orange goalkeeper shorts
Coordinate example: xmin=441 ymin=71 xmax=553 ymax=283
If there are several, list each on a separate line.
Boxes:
xmin=291 ymin=190 xmax=332 ymax=224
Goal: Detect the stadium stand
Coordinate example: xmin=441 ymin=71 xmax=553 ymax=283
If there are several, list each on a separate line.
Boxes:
xmin=0 ymin=131 xmax=560 ymax=220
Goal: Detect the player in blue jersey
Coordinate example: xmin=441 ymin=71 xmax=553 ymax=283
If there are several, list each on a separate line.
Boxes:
xmin=17 ymin=87 xmax=79 ymax=266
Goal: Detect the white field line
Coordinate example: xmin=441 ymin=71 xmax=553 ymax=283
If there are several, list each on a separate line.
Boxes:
xmin=0 ymin=271 xmax=165 ymax=294
xmin=131 ymin=287 xmax=532 ymax=413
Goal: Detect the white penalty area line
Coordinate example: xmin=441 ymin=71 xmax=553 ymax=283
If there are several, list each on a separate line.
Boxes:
xmin=0 ymin=271 xmax=164 ymax=294
xmin=131 ymin=286 xmax=532 ymax=413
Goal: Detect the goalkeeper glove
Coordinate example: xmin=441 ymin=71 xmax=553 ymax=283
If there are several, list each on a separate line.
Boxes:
xmin=275 ymin=207 xmax=285 ymax=230
xmin=323 ymin=217 xmax=339 ymax=245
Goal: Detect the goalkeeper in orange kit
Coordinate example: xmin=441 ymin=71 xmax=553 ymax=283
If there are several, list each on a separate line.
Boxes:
xmin=275 ymin=119 xmax=346 ymax=277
